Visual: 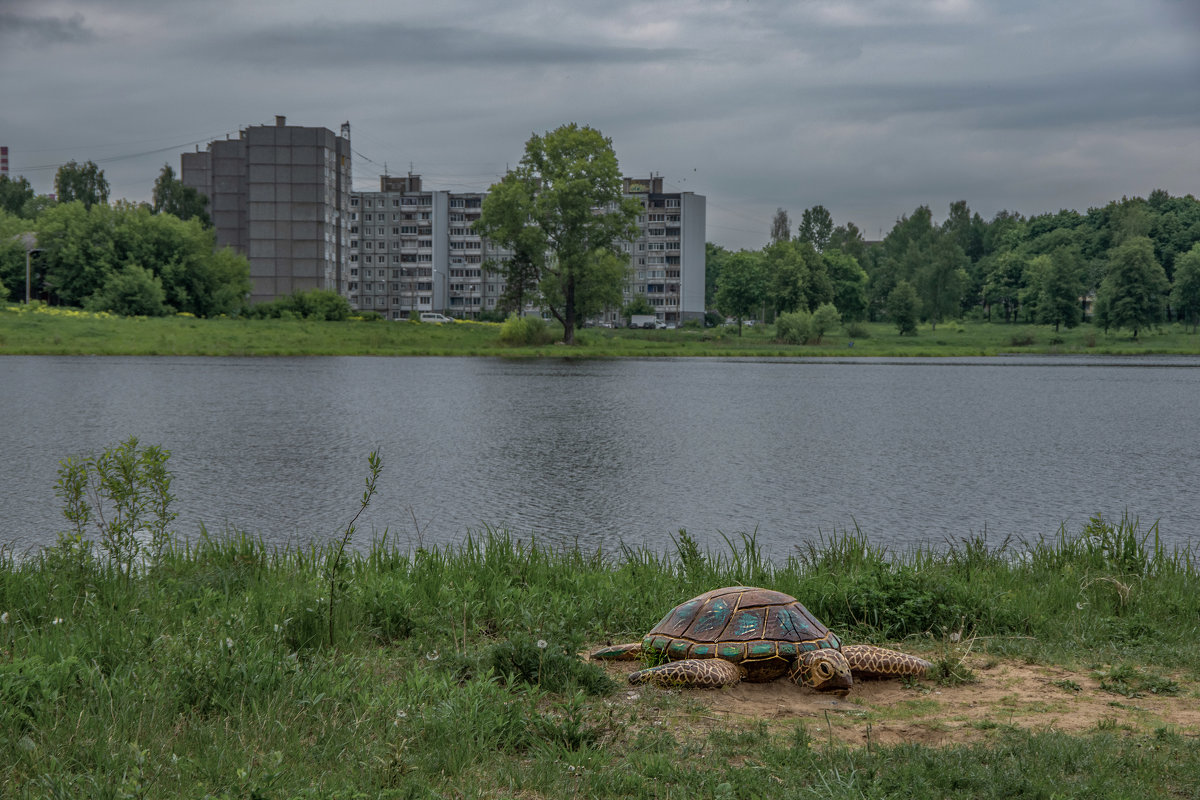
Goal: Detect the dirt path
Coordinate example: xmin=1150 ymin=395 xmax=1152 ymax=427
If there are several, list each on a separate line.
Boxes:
xmin=595 ymin=656 xmax=1200 ymax=747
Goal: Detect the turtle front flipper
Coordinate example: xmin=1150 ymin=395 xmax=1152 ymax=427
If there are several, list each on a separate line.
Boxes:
xmin=629 ymin=659 xmax=745 ymax=689
xmin=842 ymin=644 xmax=933 ymax=678
xmin=590 ymin=643 xmax=644 ymax=661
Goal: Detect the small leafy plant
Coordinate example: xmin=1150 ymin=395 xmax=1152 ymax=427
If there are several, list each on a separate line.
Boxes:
xmin=54 ymin=437 xmax=176 ymax=582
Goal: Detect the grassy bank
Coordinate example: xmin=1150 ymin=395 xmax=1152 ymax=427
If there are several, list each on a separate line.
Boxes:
xmin=2 ymin=517 xmax=1198 ymax=798
xmin=4 ymin=303 xmax=1200 ymax=357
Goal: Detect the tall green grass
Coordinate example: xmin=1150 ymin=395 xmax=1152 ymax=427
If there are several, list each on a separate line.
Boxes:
xmin=2 ymin=514 xmax=1198 ymax=796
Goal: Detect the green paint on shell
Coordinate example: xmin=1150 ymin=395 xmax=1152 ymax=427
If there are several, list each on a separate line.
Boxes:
xmin=692 ymin=644 xmax=713 ymax=657
xmin=732 ymin=611 xmax=761 ymax=638
xmin=719 ymin=643 xmax=745 ymax=660
xmin=749 ymin=641 xmax=776 ymax=657
xmin=779 ymin=642 xmax=798 ymax=657
xmin=668 ymin=640 xmax=690 ymax=658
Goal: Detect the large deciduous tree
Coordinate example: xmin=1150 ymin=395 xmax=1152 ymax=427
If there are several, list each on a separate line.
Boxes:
xmin=0 ymin=175 xmax=35 ymax=217
xmin=475 ymin=123 xmax=641 ymax=344
xmin=915 ymin=236 xmax=968 ymax=329
xmin=54 ymin=160 xmax=109 ymax=209
xmin=1096 ymin=236 xmax=1169 ymax=338
xmin=715 ymin=250 xmax=766 ymax=335
xmin=1031 ymin=247 xmax=1085 ymax=331
xmin=797 ymin=205 xmax=834 ymax=252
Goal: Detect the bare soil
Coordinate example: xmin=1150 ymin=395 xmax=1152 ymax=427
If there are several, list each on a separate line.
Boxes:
xmin=594 ymin=655 xmax=1200 ymax=748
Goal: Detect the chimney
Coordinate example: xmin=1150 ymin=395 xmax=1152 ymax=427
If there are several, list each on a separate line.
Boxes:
xmin=275 ymin=115 xmax=287 ymax=127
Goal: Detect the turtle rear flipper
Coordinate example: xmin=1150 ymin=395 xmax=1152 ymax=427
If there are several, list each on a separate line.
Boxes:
xmin=842 ymin=644 xmax=932 ymax=678
xmin=629 ymin=659 xmax=745 ymax=689
xmin=590 ymin=642 xmax=643 ymax=660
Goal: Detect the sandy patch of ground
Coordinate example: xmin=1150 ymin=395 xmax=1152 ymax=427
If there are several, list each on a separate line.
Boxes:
xmin=594 ymin=655 xmax=1200 ymax=748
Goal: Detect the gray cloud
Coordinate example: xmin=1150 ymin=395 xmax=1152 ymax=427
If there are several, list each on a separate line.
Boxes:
xmin=197 ymin=20 xmax=694 ymax=70
xmin=0 ymin=10 xmax=93 ymax=47
xmin=1 ymin=0 xmax=1197 ymax=250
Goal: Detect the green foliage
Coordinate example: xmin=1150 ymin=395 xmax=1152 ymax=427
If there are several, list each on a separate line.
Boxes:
xmin=1094 ymin=664 xmax=1179 ymax=698
xmin=844 ymin=320 xmax=870 ymax=339
xmin=775 ymin=308 xmax=813 ymax=344
xmin=797 ymin=204 xmax=834 ymax=251
xmin=887 ymin=280 xmax=920 ymax=335
xmin=715 ymin=250 xmax=766 ymax=333
xmin=53 ymin=437 xmax=176 ymax=580
xmin=823 ymin=248 xmax=869 ymax=320
xmin=810 ymin=302 xmax=842 ymax=343
xmin=486 ymin=635 xmax=615 ymax=696
xmin=54 ymin=159 xmax=109 ymax=209
xmin=1029 ymin=247 xmax=1086 ymax=331
xmin=29 ymin=201 xmax=249 ymax=314
xmin=151 ymin=164 xmax=210 ymax=226
xmin=622 ymin=295 xmax=655 ymax=318
xmin=84 ymin=262 xmax=170 ymax=316
xmin=498 ymin=312 xmax=556 ymax=345
xmin=1170 ymin=243 xmax=1200 ymax=332
xmin=916 ymin=235 xmax=968 ymax=328
xmin=477 ymin=123 xmax=641 ymax=343
xmin=1097 ymin=236 xmax=1170 ymax=337
xmin=245 ymin=288 xmax=352 ymax=320
xmin=0 ymin=174 xmax=36 ymax=217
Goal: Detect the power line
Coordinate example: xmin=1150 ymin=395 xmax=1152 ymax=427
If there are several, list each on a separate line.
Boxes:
xmin=10 ymin=129 xmax=241 ymax=174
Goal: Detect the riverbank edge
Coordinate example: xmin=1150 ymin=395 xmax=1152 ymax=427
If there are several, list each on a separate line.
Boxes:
xmin=4 ymin=305 xmax=1200 ymax=357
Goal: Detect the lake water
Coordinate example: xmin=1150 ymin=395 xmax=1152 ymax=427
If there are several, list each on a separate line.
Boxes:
xmin=2 ymin=355 xmax=1198 ymax=559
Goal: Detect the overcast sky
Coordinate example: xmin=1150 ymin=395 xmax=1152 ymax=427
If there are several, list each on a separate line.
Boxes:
xmin=3 ymin=0 xmax=1198 ymax=250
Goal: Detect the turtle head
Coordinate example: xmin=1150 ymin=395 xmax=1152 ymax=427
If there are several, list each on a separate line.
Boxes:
xmin=791 ymin=649 xmax=853 ymax=695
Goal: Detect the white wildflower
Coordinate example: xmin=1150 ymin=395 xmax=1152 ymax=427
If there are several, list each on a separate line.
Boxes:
xmin=274 ymin=624 xmax=282 ymax=633
xmin=0 ymin=611 xmax=9 ymax=624
xmin=51 ymin=617 xmax=63 ymax=625
xmin=225 ymin=637 xmax=234 ymax=650
xmin=536 ymin=639 xmax=548 ymax=650
xmin=426 ymin=649 xmax=440 ymax=662
xmin=1076 ymin=602 xmax=1086 ymax=610
xmin=949 ymin=631 xmax=961 ymax=643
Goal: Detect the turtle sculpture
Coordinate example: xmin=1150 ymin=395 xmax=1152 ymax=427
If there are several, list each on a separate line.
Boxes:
xmin=591 ymin=586 xmax=932 ymax=695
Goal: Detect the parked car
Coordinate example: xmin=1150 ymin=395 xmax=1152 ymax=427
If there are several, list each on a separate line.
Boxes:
xmin=419 ymin=312 xmax=455 ymax=323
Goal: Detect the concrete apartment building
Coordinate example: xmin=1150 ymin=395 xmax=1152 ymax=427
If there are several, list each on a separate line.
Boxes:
xmin=180 ymin=116 xmax=352 ymax=305
xmin=348 ymin=174 xmax=511 ymax=320
xmin=351 ymin=173 xmax=706 ymax=324
xmin=615 ymin=176 xmax=706 ymax=326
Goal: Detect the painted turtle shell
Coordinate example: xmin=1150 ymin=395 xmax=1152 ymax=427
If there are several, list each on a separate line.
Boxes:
xmin=641 ymin=586 xmax=841 ymax=681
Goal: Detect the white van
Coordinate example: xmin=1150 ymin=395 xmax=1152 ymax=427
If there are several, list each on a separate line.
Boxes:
xmin=419 ymin=313 xmax=455 ymax=323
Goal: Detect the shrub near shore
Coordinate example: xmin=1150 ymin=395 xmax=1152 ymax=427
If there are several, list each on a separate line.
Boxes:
xmin=2 ymin=511 xmax=1198 ymax=797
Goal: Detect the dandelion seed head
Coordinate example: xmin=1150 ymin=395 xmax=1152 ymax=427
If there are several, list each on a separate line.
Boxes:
xmin=0 ymin=611 xmax=8 ymax=624
xmin=536 ymin=639 xmax=548 ymax=650
xmin=52 ymin=617 xmax=63 ymax=625
xmin=225 ymin=637 xmax=234 ymax=650
xmin=949 ymin=631 xmax=961 ymax=643
xmin=426 ymin=650 xmax=440 ymax=662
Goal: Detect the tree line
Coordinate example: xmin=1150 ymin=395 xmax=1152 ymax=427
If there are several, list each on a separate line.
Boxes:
xmin=708 ymin=193 xmax=1200 ymax=337
xmin=0 ymin=161 xmax=248 ymax=316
